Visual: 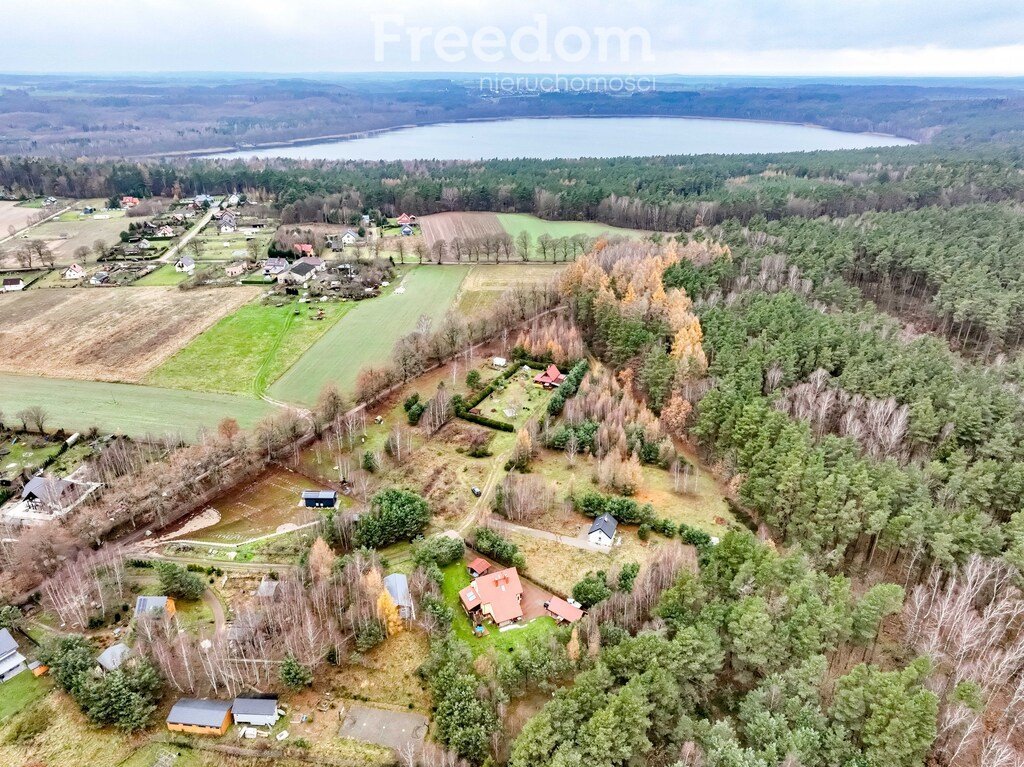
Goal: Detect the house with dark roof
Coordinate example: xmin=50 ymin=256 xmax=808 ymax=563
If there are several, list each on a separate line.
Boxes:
xmin=263 ymin=257 xmax=289 ymax=278
xmin=0 ymin=628 xmax=28 ymax=683
xmin=134 ymin=595 xmax=176 ymax=619
xmin=21 ymin=476 xmax=73 ymax=512
xmin=533 ymin=364 xmax=567 ymax=388
xmin=2 ymin=277 xmax=25 ymax=292
xmin=383 ymin=573 xmax=415 ymax=620
xmin=175 ymin=255 xmax=196 ymax=273
xmin=96 ymin=643 xmax=130 ymax=673
xmin=588 ymin=513 xmax=618 ymax=548
xmin=232 ymin=696 xmax=279 ymax=727
xmin=301 ymin=489 xmax=337 ymax=508
xmin=279 ymin=261 xmax=316 ymax=285
xmin=166 ymin=698 xmax=232 ymax=736
xmin=459 ymin=567 xmax=524 ymax=627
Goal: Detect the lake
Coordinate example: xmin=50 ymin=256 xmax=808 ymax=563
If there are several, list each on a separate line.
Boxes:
xmin=208 ymin=116 xmax=916 ymax=161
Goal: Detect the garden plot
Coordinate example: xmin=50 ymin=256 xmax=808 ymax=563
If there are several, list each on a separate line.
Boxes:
xmin=162 ymin=466 xmax=336 ymax=546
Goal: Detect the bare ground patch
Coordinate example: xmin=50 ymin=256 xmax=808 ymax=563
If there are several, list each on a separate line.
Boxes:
xmin=419 ymin=211 xmax=504 ymax=249
xmin=0 ymin=286 xmax=259 ymax=382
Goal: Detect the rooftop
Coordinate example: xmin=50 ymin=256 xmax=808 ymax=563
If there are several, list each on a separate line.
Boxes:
xmin=167 ymin=698 xmax=232 ymax=728
xmin=459 ymin=567 xmax=524 ymax=624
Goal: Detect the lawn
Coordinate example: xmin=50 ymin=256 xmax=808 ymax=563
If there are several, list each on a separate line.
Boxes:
xmin=472 ymin=369 xmax=553 ymax=430
xmin=145 ymin=300 xmax=353 ymax=396
xmin=497 ymin=213 xmax=652 ymax=244
xmin=0 ymin=671 xmax=50 ymax=723
xmin=441 ymin=563 xmax=557 ymax=655
xmin=0 ymin=436 xmax=64 ymax=476
xmin=269 ymin=266 xmax=470 ymax=406
xmin=133 ymin=263 xmax=187 ymax=286
xmin=0 ymin=373 xmax=274 ymax=440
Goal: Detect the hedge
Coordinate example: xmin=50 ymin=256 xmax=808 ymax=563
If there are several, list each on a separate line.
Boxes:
xmin=547 ymin=360 xmax=590 ymax=416
xmin=459 ymin=411 xmax=515 ymax=432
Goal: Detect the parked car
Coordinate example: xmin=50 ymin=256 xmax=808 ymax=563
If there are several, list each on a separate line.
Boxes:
xmin=471 ymin=487 xmax=482 ymax=497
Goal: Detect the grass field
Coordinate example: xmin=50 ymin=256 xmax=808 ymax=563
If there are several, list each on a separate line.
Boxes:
xmin=457 ymin=263 xmax=565 ymax=315
xmin=0 ymin=373 xmax=274 ymax=439
xmin=0 ymin=286 xmax=259 ymax=382
xmin=269 ymin=266 xmax=470 ymax=405
xmin=497 ymin=213 xmax=651 ymax=242
xmin=145 ymin=300 xmax=353 ymax=396
xmin=0 ymin=672 xmax=49 ymax=723
xmin=0 ymin=202 xmax=127 ymax=268
xmin=132 ymin=263 xmax=187 ymax=286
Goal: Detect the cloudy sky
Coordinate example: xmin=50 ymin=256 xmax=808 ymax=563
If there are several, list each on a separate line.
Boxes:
xmin=6 ymin=0 xmax=1023 ymax=76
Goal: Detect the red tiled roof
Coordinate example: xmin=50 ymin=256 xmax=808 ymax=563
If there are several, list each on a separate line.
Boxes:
xmin=459 ymin=567 xmax=523 ymax=624
xmin=546 ymin=596 xmax=584 ymax=623
xmin=534 ymin=364 xmax=566 ymax=385
xmin=467 ymin=557 xmax=490 ymax=575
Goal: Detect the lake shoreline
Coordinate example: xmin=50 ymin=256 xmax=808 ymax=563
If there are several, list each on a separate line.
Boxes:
xmin=162 ymin=114 xmax=918 ymax=161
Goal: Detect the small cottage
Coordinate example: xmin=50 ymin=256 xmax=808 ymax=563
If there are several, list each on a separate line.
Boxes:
xmin=232 ymin=696 xmax=279 ymax=728
xmin=383 ymin=573 xmax=415 ymax=620
xmin=301 ymin=490 xmax=337 ymax=508
xmin=588 ymin=513 xmax=618 ymax=549
xmin=166 ymin=698 xmax=232 ymax=736
xmin=0 ymin=628 xmax=28 ymax=683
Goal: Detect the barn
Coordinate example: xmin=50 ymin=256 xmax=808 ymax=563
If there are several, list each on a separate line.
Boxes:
xmin=301 ymin=490 xmax=338 ymax=508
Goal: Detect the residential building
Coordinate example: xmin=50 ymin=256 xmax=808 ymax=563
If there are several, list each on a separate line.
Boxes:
xmin=89 ymin=271 xmax=110 ymax=286
xmin=63 ymin=263 xmax=86 ymax=280
xmin=588 ymin=513 xmax=618 ymax=548
xmin=491 ymin=357 xmax=508 ymax=369
xmin=134 ymin=595 xmax=176 ymax=619
xmin=545 ymin=596 xmax=585 ymax=624
xmin=255 ymin=578 xmax=279 ymax=602
xmin=280 ymin=261 xmax=316 ymax=285
xmin=166 ymin=698 xmax=232 ymax=736
xmin=459 ymin=567 xmax=524 ymax=627
xmin=0 ymin=628 xmax=28 ymax=683
xmin=175 ymin=256 xmax=196 ymax=273
xmin=534 ymin=364 xmax=567 ymax=388
xmin=2 ymin=278 xmax=25 ymax=292
xmin=263 ymin=257 xmax=289 ymax=278
xmin=341 ymin=229 xmax=359 ymax=245
xmin=225 ymin=262 xmax=247 ymax=278
xmin=232 ymin=696 xmax=279 ymax=728
xmin=383 ymin=573 xmax=415 ymax=620
xmin=21 ymin=476 xmax=73 ymax=512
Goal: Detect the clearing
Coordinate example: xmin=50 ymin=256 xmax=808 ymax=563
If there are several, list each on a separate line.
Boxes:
xmin=0 ymin=671 xmax=50 ymax=723
xmin=269 ymin=266 xmax=470 ymax=405
xmin=0 ymin=286 xmax=260 ymax=382
xmin=161 ymin=465 xmax=338 ymax=545
xmin=0 ymin=374 xmax=274 ymax=439
xmin=457 ymin=263 xmax=565 ymax=316
xmin=497 ymin=213 xmax=652 ymax=243
xmin=145 ymin=300 xmax=353 ymax=396
xmin=331 ymin=629 xmax=432 ymax=712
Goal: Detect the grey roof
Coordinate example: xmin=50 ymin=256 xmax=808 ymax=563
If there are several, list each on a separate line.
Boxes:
xmin=22 ymin=476 xmax=72 ymax=504
xmin=167 ymin=698 xmax=232 ymax=728
xmin=301 ymin=490 xmax=337 ymax=500
xmin=177 ymin=256 xmax=195 ymax=266
xmin=383 ymin=573 xmax=412 ymax=608
xmin=0 ymin=628 xmax=19 ymax=657
xmin=134 ymin=595 xmax=169 ymax=617
xmin=289 ymin=261 xmax=316 ymax=276
xmin=233 ymin=696 xmax=278 ymax=717
xmin=256 ymin=578 xmax=279 ymax=598
xmin=589 ymin=513 xmax=618 ymax=539
xmin=97 ymin=643 xmax=130 ymax=672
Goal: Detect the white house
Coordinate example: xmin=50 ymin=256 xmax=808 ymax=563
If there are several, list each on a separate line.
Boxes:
xmin=2 ymin=278 xmax=25 ymax=292
xmin=175 ymin=256 xmax=196 ymax=274
xmin=588 ymin=513 xmax=618 ymax=549
xmin=63 ymin=263 xmax=86 ymax=280
xmin=279 ymin=261 xmax=316 ymax=285
xmin=492 ymin=357 xmax=508 ymax=369
xmin=262 ymin=257 xmax=289 ymax=279
xmin=341 ymin=229 xmax=359 ymax=246
xmin=0 ymin=628 xmax=28 ymax=683
xmin=232 ymin=696 xmax=279 ymax=728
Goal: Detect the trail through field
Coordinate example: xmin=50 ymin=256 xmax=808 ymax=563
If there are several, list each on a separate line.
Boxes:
xmin=251 ymin=309 xmax=295 ymax=397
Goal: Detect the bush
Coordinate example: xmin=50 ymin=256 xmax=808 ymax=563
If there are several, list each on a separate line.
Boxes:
xmin=472 ymin=527 xmax=526 ymax=569
xmin=572 ymin=573 xmax=612 ymax=607
xmin=355 ymin=488 xmax=431 ymax=548
xmin=679 ymin=524 xmax=714 ymax=550
xmin=155 ymin=562 xmax=206 ymax=600
xmin=280 ymin=654 xmax=314 ymax=688
xmin=355 ymin=620 xmax=386 ymax=651
xmin=361 ymin=450 xmax=378 ymax=473
xmin=413 ymin=535 xmax=466 ymax=568
xmin=547 ymin=360 xmax=589 ymax=416
xmin=459 ymin=411 xmax=514 ymax=432
xmin=574 ymin=491 xmax=655 ymax=526
xmin=407 ymin=402 xmax=426 ymax=425
xmin=421 ymin=593 xmax=454 ymax=633
xmin=403 ymin=393 xmax=421 ymax=412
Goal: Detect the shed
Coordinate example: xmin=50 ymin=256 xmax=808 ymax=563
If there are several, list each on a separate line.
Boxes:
xmin=383 ymin=573 xmax=415 ymax=619
xmin=256 ymin=577 xmax=279 ymax=601
xmin=167 ymin=698 xmax=233 ymax=736
xmin=97 ymin=642 xmax=131 ymax=673
xmin=546 ymin=596 xmax=585 ymax=624
xmin=232 ymin=696 xmax=279 ymax=727
xmin=135 ymin=595 xmax=175 ymax=619
xmin=467 ymin=557 xmax=491 ymax=578
xmin=301 ymin=490 xmax=337 ymax=508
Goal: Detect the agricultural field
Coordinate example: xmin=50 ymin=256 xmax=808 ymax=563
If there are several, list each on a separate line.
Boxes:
xmin=0 ymin=200 xmax=47 ymax=238
xmin=145 ymin=300 xmax=353 ymax=396
xmin=457 ymin=263 xmax=565 ymax=315
xmin=420 ymin=211 xmax=506 ymax=248
xmin=0 ymin=286 xmax=259 ymax=382
xmin=0 ymin=373 xmax=274 ymax=439
xmin=269 ymin=266 xmax=470 ymax=405
xmin=497 ymin=213 xmax=652 ymax=242
xmin=132 ymin=262 xmax=187 ymax=286
xmin=0 ymin=202 xmax=128 ymax=268
xmin=161 ymin=465 xmax=338 ymax=545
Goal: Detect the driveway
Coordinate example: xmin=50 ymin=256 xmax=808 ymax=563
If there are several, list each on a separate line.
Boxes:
xmin=338 ymin=704 xmax=428 ymax=753
xmin=488 ymin=518 xmax=610 ymax=554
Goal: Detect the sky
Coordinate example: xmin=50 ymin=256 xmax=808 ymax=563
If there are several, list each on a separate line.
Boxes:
xmin=5 ymin=0 xmax=1024 ymax=76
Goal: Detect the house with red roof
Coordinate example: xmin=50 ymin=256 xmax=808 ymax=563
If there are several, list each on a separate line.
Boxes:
xmin=545 ymin=596 xmax=585 ymax=624
xmin=459 ymin=567 xmax=524 ymax=627
xmin=120 ymin=196 xmax=140 ymax=209
xmin=292 ymin=242 xmax=315 ymax=257
xmin=396 ymin=213 xmax=416 ymax=226
xmin=467 ymin=557 xmax=491 ymax=578
xmin=533 ymin=364 xmax=567 ymax=389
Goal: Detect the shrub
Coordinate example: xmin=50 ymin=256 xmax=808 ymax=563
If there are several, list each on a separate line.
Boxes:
xmin=574 ymin=491 xmax=655 ymax=526
xmin=413 ymin=535 xmax=466 ymax=568
xmin=572 ymin=573 xmax=612 ymax=607
xmin=355 ymin=620 xmax=386 ymax=651
xmin=155 ymin=562 xmax=206 ymax=600
xmin=355 ymin=488 xmax=431 ymax=548
xmin=407 ymin=402 xmax=426 ymax=425
xmin=472 ymin=527 xmax=526 ymax=569
xmin=403 ymin=393 xmax=421 ymax=412
xmin=280 ymin=654 xmax=314 ymax=688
